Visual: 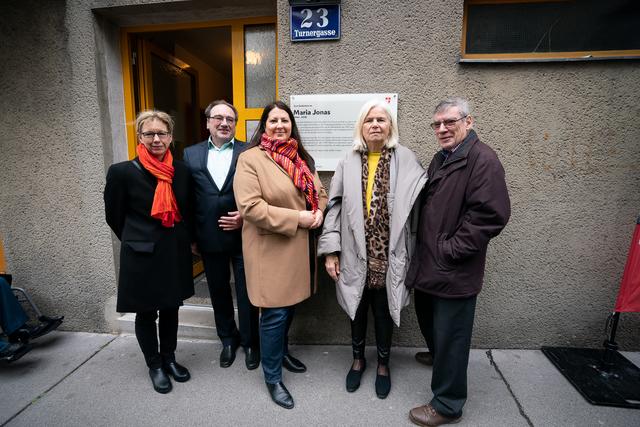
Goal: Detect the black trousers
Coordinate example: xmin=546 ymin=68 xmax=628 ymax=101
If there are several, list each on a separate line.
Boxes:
xmin=135 ymin=308 xmax=179 ymax=369
xmin=202 ymin=251 xmax=259 ymax=349
xmin=415 ymin=290 xmax=477 ymax=418
xmin=350 ymin=287 xmax=393 ymax=365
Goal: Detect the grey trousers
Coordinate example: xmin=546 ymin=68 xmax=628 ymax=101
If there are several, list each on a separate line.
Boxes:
xmin=415 ymin=290 xmax=477 ymax=418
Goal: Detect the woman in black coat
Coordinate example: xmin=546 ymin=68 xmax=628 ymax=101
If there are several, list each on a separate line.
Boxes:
xmin=104 ymin=110 xmax=194 ymax=394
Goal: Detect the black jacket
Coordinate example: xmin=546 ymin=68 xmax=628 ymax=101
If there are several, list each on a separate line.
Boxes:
xmin=183 ymin=139 xmax=247 ymax=254
xmin=104 ymin=158 xmax=194 ymax=312
xmin=406 ymin=130 xmax=510 ymax=297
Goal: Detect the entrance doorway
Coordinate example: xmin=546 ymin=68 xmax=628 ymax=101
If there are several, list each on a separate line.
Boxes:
xmin=121 ymin=17 xmax=277 ymax=157
xmin=120 ymin=17 xmax=277 ymax=278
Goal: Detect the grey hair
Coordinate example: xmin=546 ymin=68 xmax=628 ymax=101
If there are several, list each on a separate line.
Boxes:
xmin=434 ymin=97 xmax=470 ymax=117
xmin=352 ymin=100 xmax=399 ymax=152
xmin=136 ymin=110 xmax=174 ymax=135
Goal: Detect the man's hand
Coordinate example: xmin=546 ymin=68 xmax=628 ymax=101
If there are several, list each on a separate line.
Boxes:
xmin=219 ymin=211 xmax=243 ymax=231
xmin=325 ymin=253 xmax=340 ymax=281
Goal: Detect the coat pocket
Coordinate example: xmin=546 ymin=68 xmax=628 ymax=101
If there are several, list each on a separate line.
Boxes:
xmin=124 ymin=241 xmax=155 ymax=253
xmin=434 ymin=234 xmax=455 ymax=271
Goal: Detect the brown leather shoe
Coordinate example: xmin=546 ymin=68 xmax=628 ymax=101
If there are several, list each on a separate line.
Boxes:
xmin=409 ymin=404 xmax=461 ymax=426
xmin=414 ymin=351 xmax=434 ymax=366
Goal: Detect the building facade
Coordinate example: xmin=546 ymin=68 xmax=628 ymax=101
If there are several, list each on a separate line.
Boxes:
xmin=1 ymin=0 xmax=639 ymax=348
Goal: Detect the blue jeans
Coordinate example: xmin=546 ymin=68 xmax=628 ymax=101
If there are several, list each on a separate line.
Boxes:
xmin=260 ymin=306 xmax=294 ymax=384
xmin=0 ymin=277 xmax=28 ymax=335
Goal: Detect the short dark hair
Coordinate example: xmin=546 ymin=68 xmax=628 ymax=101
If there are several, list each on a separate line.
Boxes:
xmin=248 ymin=101 xmax=316 ymax=173
xmin=204 ymin=100 xmax=238 ymax=120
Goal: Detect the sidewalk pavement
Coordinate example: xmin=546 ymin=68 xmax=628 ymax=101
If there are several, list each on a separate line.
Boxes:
xmin=1 ymin=332 xmax=638 ymax=426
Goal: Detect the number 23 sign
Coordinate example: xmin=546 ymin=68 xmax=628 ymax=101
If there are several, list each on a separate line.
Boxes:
xmin=290 ymin=4 xmax=341 ymax=42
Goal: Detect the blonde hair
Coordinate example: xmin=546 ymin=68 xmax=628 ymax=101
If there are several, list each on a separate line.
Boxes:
xmin=135 ymin=110 xmax=174 ymax=135
xmin=352 ymin=100 xmax=399 ymax=152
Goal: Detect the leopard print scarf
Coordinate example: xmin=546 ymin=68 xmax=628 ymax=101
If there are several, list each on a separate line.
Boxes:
xmin=361 ymin=147 xmax=392 ymax=289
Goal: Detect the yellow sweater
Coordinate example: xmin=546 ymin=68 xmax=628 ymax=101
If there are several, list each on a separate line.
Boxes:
xmin=366 ymin=151 xmax=381 ymax=215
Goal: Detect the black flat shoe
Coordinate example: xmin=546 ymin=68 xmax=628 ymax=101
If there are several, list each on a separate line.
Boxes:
xmin=163 ymin=361 xmax=190 ymax=382
xmin=375 ymin=366 xmax=391 ymax=399
xmin=266 ymin=381 xmax=294 ymax=409
xmin=220 ymin=344 xmax=238 ymax=368
xmin=346 ymin=359 xmax=366 ymax=392
xmin=245 ymin=347 xmax=260 ymax=370
xmin=283 ymin=353 xmax=306 ymax=373
xmin=0 ymin=342 xmax=32 ymax=363
xmin=149 ymin=367 xmax=172 ymax=394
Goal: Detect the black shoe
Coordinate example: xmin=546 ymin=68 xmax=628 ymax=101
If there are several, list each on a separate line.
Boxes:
xmin=375 ymin=365 xmax=391 ymax=399
xmin=245 ymin=347 xmax=260 ymax=370
xmin=415 ymin=351 xmax=434 ymax=366
xmin=8 ymin=328 xmax=30 ymax=344
xmin=346 ymin=359 xmax=366 ymax=392
xmin=283 ymin=353 xmax=306 ymax=373
xmin=162 ymin=361 xmax=190 ymax=382
xmin=149 ymin=367 xmax=172 ymax=394
xmin=0 ymin=342 xmax=32 ymax=363
xmin=220 ymin=344 xmax=238 ymax=368
xmin=266 ymin=381 xmax=294 ymax=409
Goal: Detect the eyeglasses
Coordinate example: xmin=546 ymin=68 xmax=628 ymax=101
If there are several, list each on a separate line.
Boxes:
xmin=140 ymin=131 xmax=171 ymax=140
xmin=208 ymin=115 xmax=236 ymax=124
xmin=430 ymin=116 xmax=467 ymax=130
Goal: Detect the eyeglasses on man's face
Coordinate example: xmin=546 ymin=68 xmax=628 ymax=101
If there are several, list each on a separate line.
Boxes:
xmin=140 ymin=131 xmax=171 ymax=140
xmin=430 ymin=115 xmax=467 ymax=130
xmin=209 ymin=115 xmax=236 ymax=124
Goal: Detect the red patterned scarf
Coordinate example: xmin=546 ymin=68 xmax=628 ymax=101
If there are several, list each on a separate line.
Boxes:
xmin=136 ymin=144 xmax=182 ymax=227
xmin=259 ymin=133 xmax=319 ymax=212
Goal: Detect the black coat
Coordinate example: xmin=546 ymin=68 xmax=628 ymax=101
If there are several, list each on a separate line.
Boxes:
xmin=104 ymin=158 xmax=195 ymax=312
xmin=182 ymin=139 xmax=247 ymax=254
xmin=406 ymin=130 xmax=510 ymax=298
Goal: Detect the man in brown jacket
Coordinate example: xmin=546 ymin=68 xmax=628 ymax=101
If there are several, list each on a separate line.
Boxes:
xmin=406 ymin=97 xmax=510 ymax=426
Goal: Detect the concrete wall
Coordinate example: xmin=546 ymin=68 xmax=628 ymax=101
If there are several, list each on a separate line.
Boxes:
xmin=277 ymin=0 xmax=640 ymax=349
xmin=1 ymin=0 xmax=638 ymax=349
xmin=0 ymin=0 xmax=276 ymax=332
xmin=0 ymin=0 xmax=115 ymax=331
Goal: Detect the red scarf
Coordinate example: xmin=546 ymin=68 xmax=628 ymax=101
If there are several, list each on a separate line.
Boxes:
xmin=136 ymin=144 xmax=182 ymax=227
xmin=259 ymin=133 xmax=319 ymax=212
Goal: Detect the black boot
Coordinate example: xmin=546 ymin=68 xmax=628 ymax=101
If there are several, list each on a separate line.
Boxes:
xmin=0 ymin=342 xmax=32 ymax=363
xmin=282 ymin=353 xmax=306 ymax=373
xmin=266 ymin=381 xmax=294 ymax=409
xmin=149 ymin=367 xmax=172 ymax=394
xmin=162 ymin=361 xmax=190 ymax=382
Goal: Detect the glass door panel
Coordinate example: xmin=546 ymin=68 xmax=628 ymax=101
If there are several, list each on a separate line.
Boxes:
xmin=140 ymin=41 xmax=199 ymax=161
xmin=245 ymin=120 xmax=260 ymax=142
xmin=244 ymin=24 xmax=276 ymax=109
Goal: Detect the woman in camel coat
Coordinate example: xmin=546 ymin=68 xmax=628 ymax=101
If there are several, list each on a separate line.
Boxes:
xmin=233 ymin=101 xmax=327 ymax=410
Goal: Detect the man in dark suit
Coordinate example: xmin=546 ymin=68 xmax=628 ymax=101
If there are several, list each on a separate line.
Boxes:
xmin=183 ymin=100 xmax=259 ymax=370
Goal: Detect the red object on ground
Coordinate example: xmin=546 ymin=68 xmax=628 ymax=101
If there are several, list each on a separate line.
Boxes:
xmin=614 ymin=222 xmax=640 ymax=313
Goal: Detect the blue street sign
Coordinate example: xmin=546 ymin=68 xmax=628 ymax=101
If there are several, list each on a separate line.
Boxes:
xmin=290 ymin=5 xmax=340 ymax=42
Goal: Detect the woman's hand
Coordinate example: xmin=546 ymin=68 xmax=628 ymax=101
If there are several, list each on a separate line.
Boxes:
xmin=298 ymin=210 xmax=316 ymax=228
xmin=325 ymin=254 xmax=340 ymax=281
xmin=310 ymin=209 xmax=324 ymax=229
